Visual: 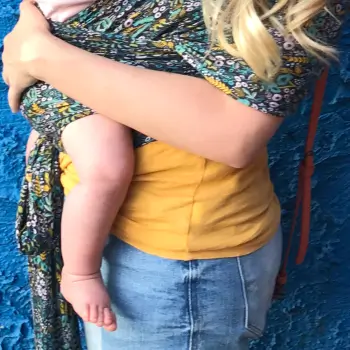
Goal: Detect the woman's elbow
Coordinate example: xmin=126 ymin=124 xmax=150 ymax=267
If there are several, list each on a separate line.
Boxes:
xmin=226 ymin=155 xmax=255 ymax=169
xmin=218 ymin=122 xmax=280 ymax=168
xmin=227 ymin=158 xmax=252 ymax=169
xmin=220 ymin=144 xmax=262 ymax=169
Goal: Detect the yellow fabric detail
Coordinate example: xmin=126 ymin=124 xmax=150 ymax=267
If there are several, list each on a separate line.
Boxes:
xmin=59 ymin=141 xmax=280 ymax=260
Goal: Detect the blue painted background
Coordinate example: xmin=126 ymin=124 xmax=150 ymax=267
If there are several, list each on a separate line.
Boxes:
xmin=0 ymin=1 xmax=349 ymax=349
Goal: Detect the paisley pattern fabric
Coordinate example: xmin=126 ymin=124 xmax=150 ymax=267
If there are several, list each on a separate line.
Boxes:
xmin=16 ymin=0 xmax=344 ymax=348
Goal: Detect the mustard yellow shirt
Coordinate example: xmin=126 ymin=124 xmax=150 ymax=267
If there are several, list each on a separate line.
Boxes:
xmin=58 ymin=1 xmax=345 ymax=260
xmin=60 ymin=141 xmax=280 ymax=260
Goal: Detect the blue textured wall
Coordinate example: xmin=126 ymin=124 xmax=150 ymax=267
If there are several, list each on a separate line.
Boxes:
xmin=0 ymin=3 xmax=33 ymax=350
xmin=0 ymin=2 xmax=349 ymax=349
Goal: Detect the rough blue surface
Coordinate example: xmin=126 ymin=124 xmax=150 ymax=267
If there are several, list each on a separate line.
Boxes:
xmin=0 ymin=2 xmax=349 ymax=349
xmin=0 ymin=5 xmax=33 ymax=350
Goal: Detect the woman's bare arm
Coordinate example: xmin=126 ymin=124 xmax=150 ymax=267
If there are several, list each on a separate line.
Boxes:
xmin=3 ymin=2 xmax=281 ymax=168
xmin=27 ymin=35 xmax=281 ymax=168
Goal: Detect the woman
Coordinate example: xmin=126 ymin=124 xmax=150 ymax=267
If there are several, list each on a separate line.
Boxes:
xmin=2 ymin=0 xmax=345 ymax=349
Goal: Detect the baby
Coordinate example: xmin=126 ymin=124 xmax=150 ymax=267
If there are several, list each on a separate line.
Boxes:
xmin=38 ymin=0 xmax=94 ymax=22
xmin=32 ymin=0 xmax=134 ymax=331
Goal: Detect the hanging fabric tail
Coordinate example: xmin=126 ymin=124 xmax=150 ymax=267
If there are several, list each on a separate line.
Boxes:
xmin=16 ymin=137 xmax=62 ymax=255
xmin=15 ymin=136 xmax=82 ymax=349
xmin=274 ymin=68 xmax=329 ymax=298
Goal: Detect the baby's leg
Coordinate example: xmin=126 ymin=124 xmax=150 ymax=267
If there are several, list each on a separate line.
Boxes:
xmin=60 ymin=114 xmax=134 ymax=331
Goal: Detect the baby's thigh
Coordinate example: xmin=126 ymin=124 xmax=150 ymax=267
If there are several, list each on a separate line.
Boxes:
xmin=62 ymin=114 xmax=134 ymax=182
xmin=21 ymin=82 xmax=134 ymax=182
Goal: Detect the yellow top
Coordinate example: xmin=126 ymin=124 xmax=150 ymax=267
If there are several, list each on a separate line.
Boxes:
xmin=60 ymin=141 xmax=280 ymax=260
xmin=57 ymin=0 xmax=346 ymax=261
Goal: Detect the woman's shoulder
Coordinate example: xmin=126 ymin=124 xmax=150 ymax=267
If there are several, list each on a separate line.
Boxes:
xmin=171 ymin=0 xmax=346 ymax=118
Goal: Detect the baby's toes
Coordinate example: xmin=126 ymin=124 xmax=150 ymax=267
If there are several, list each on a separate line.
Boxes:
xmin=96 ymin=306 xmax=105 ymax=327
xmin=81 ymin=304 xmax=90 ymax=323
xmin=103 ymin=308 xmax=117 ymax=331
xmin=89 ymin=305 xmax=99 ymax=324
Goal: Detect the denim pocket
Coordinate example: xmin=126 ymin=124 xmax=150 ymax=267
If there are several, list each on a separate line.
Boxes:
xmin=237 ymin=228 xmax=282 ymax=338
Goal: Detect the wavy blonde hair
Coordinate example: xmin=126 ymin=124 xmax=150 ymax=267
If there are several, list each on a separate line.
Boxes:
xmin=203 ymin=0 xmax=337 ymax=80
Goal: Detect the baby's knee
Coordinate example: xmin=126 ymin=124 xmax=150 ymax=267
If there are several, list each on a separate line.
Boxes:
xmin=80 ymin=157 xmax=134 ymax=190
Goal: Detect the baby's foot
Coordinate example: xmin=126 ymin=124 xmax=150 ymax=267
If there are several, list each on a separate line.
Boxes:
xmin=61 ymin=268 xmax=117 ymax=331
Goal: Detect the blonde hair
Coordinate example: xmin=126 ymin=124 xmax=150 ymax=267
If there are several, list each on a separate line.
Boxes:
xmin=203 ymin=0 xmax=337 ymax=80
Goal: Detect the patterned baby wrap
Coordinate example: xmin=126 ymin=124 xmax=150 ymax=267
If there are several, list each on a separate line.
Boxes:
xmin=17 ymin=1 xmax=205 ymax=348
xmin=15 ymin=0 xmax=344 ymax=348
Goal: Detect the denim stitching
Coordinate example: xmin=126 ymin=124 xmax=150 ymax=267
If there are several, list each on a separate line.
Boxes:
xmin=237 ymin=257 xmax=249 ymax=330
xmin=237 ymin=257 xmax=264 ymax=338
xmin=188 ymin=261 xmax=194 ymax=350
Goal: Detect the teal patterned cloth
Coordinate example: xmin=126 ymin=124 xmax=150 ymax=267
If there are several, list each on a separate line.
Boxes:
xmin=16 ymin=0 xmax=345 ymax=348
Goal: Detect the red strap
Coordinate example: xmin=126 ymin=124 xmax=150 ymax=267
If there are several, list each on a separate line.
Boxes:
xmin=274 ymin=68 xmax=329 ymax=297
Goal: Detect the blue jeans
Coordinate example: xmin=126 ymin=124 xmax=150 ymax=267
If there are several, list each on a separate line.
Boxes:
xmin=84 ymin=227 xmax=282 ymax=350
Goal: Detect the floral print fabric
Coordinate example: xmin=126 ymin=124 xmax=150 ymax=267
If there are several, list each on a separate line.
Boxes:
xmin=16 ymin=0 xmax=344 ymax=348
